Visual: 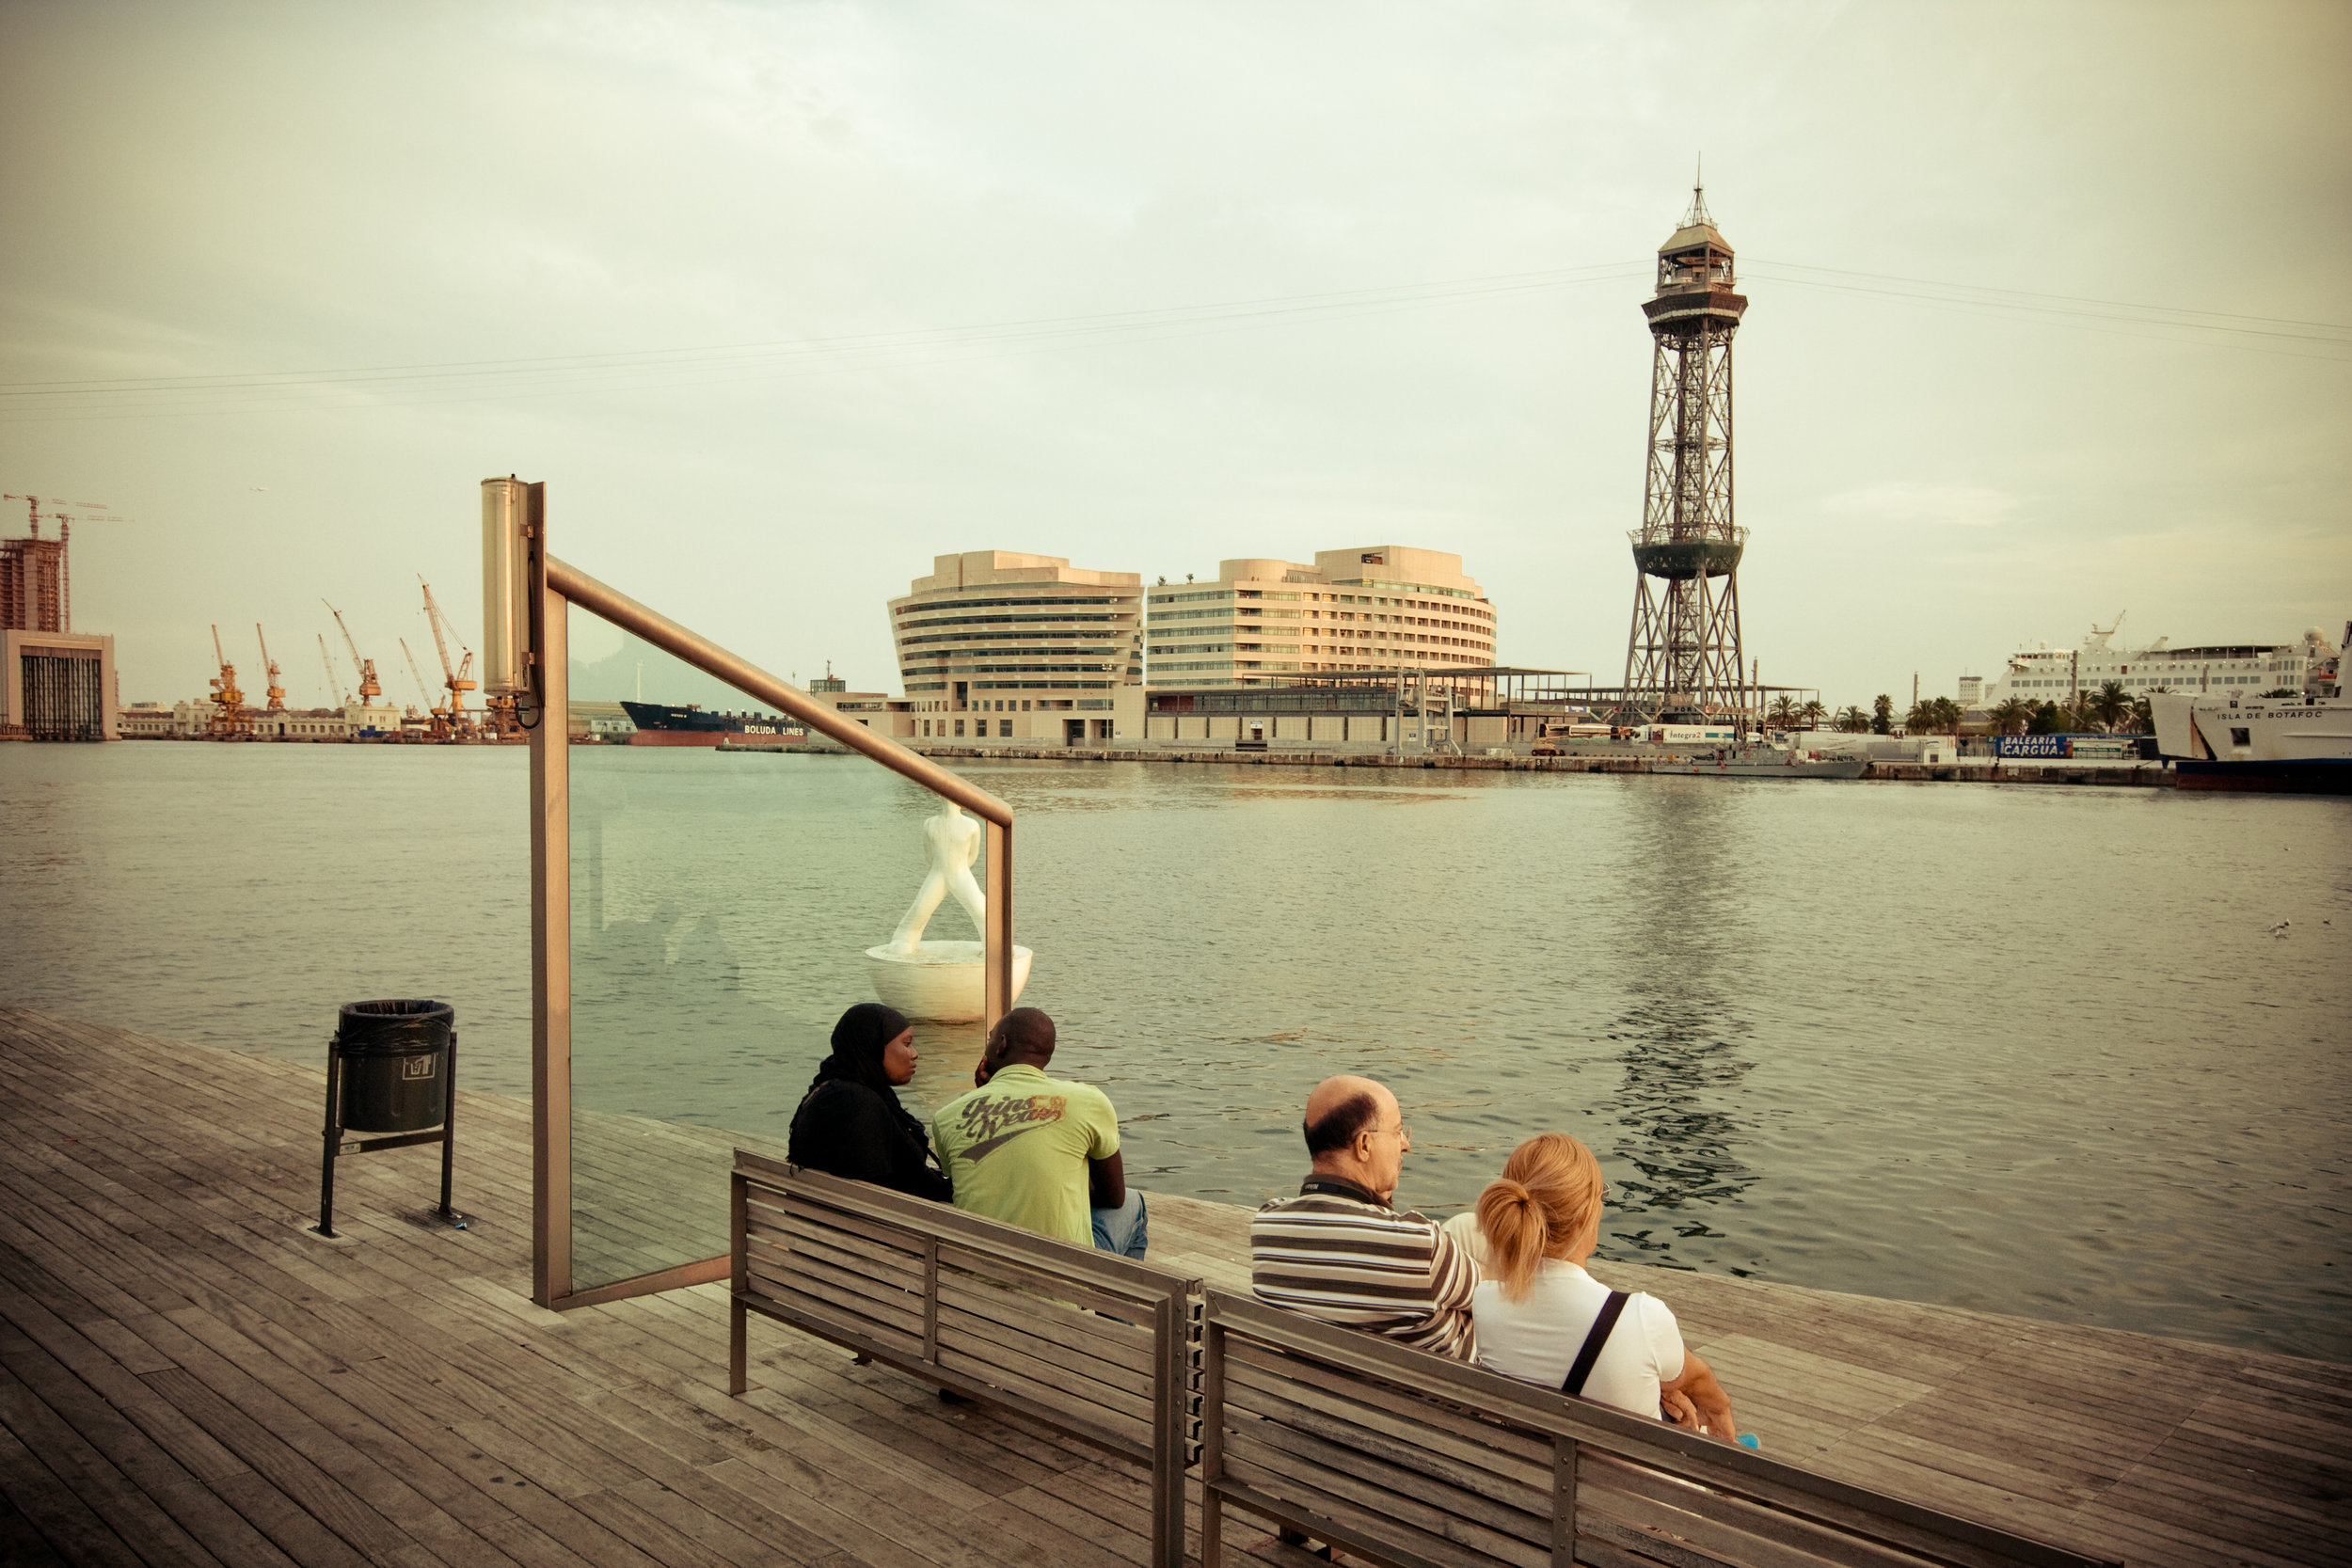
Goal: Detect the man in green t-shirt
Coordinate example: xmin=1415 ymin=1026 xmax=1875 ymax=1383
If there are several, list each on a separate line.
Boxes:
xmin=930 ymin=1007 xmax=1144 ymax=1256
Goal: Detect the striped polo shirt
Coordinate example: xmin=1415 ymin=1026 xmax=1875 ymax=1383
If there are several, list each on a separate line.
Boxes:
xmin=1249 ymin=1176 xmax=1481 ymax=1361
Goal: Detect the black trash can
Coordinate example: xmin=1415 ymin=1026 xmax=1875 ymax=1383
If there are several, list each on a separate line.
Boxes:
xmin=334 ymin=1000 xmax=452 ymax=1132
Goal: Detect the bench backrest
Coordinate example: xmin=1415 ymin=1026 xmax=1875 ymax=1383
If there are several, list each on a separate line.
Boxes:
xmin=731 ymin=1151 xmax=1200 ymax=1568
xmin=1199 ymin=1290 xmax=2115 ymax=1568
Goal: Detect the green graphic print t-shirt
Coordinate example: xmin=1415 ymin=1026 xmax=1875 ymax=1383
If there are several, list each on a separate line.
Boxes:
xmin=930 ymin=1063 xmax=1121 ymax=1248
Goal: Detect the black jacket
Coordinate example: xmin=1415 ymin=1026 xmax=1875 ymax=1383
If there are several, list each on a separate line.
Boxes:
xmin=787 ymin=1081 xmax=952 ymax=1202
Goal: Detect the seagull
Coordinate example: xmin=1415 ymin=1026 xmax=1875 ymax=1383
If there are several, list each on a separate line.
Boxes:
xmin=2268 ymin=920 xmax=2291 ymax=938
xmin=250 ymin=484 xmax=268 ymax=492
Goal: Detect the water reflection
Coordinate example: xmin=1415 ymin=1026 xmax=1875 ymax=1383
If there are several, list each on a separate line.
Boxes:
xmin=1597 ymin=783 xmax=1759 ymax=1270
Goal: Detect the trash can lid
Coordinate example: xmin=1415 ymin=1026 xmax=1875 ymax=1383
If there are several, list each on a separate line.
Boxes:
xmin=335 ymin=999 xmax=453 ymax=1053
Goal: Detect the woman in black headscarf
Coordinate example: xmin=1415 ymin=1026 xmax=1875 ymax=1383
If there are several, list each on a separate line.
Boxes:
xmin=787 ymin=1002 xmax=952 ymax=1200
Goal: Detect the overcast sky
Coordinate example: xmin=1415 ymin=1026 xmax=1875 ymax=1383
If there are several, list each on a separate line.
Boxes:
xmin=4 ymin=0 xmax=2346 ymax=708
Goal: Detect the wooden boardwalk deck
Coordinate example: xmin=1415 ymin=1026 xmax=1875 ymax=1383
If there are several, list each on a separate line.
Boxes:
xmin=0 ymin=1007 xmax=2343 ymax=1566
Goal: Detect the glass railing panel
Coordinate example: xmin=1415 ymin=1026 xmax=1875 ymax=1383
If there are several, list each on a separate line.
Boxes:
xmin=565 ymin=613 xmax=993 ymax=1292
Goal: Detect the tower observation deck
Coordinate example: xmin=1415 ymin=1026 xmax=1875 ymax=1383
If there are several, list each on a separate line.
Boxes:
xmin=1619 ymin=183 xmax=1751 ymax=725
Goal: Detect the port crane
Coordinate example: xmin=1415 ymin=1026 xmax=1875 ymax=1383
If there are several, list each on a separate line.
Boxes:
xmin=324 ymin=600 xmax=382 ymax=702
xmin=206 ymin=625 xmax=249 ymax=736
xmin=418 ymin=578 xmax=478 ymax=737
xmin=254 ymin=625 xmax=286 ymax=712
xmin=317 ymin=633 xmax=350 ymax=707
xmin=398 ymin=637 xmax=442 ymax=731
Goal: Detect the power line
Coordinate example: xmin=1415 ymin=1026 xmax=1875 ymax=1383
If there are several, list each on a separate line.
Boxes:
xmin=2 ymin=251 xmax=2341 ymax=424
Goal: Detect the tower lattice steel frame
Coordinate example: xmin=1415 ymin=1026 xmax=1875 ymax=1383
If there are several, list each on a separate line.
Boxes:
xmin=1619 ymin=185 xmax=1751 ymax=725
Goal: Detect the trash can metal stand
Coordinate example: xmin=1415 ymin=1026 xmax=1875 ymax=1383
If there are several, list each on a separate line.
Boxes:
xmin=316 ymin=999 xmax=465 ymax=1238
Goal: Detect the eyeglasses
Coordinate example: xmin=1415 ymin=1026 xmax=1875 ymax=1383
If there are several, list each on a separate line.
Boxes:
xmin=1375 ymin=1120 xmax=1410 ymax=1143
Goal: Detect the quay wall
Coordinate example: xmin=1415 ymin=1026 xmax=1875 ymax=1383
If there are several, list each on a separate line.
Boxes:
xmin=836 ymin=740 xmax=2169 ymax=787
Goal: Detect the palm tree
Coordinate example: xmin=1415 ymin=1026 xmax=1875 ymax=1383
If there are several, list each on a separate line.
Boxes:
xmin=1870 ymin=694 xmax=1894 ymax=735
xmin=2085 ymin=680 xmax=2132 ymax=734
xmin=1988 ymin=697 xmax=2035 ymax=736
xmin=1767 ymin=694 xmax=1799 ymax=728
xmin=1798 ymin=699 xmax=1826 ymax=731
xmin=1833 ymin=705 xmax=1871 ymax=733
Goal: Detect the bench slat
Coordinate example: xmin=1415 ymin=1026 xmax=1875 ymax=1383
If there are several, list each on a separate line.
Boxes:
xmin=763 ymin=1196 xmax=928 ymax=1264
xmin=937 ymin=1241 xmax=1168 ymax=1319
xmin=1222 ymin=1342 xmax=1552 ymax=1492
xmin=1216 ymin=1390 xmax=1552 ymax=1539
xmin=1576 ymin=1451 xmax=1941 ymax=1568
xmin=753 ymin=1219 xmax=927 ymax=1292
xmin=935 ymin=1272 xmax=1160 ymax=1373
xmin=1217 ymin=1451 xmax=1544 ymax=1568
xmin=933 ymin=1338 xmax=1155 ymax=1456
xmin=1223 ymin=1416 xmax=1551 ymax=1552
xmin=933 ymin=1315 xmax=1157 ymax=1428
xmin=933 ymin=1297 xmax=1156 ymax=1402
xmin=764 ymin=1190 xmax=929 ymax=1257
xmin=746 ymin=1247 xmax=925 ymax=1330
xmin=742 ymin=1277 xmax=925 ymax=1360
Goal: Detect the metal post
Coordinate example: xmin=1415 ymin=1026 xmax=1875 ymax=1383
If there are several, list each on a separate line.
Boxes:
xmin=1551 ymin=1435 xmax=1579 ymax=1567
xmin=1199 ymin=1310 xmax=1226 ymax=1568
xmin=529 ymin=483 xmax=574 ymax=1307
xmin=729 ymin=1169 xmax=749 ymax=1396
xmin=983 ymin=817 xmax=1012 ymax=1033
xmin=437 ymin=1029 xmax=458 ymax=1220
xmin=316 ymin=1045 xmax=342 ymax=1237
xmin=1150 ymin=1291 xmax=1184 ymax=1568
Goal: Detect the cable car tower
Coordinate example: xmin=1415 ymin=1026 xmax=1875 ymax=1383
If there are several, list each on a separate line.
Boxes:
xmin=1619 ymin=180 xmax=1751 ymax=725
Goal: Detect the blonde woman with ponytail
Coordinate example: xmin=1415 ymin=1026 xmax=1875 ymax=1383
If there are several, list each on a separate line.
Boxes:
xmin=1442 ymin=1134 xmax=1743 ymax=1443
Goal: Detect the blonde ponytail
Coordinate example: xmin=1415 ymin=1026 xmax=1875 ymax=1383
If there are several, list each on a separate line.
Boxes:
xmin=1474 ymin=1133 xmax=1605 ymax=1303
xmin=1476 ymin=1177 xmax=1548 ymax=1303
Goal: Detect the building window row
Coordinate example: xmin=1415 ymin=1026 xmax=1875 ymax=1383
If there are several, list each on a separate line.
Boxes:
xmin=897 ymin=594 xmax=1127 ymax=614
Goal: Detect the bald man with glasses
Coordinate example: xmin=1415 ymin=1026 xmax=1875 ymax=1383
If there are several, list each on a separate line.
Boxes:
xmin=1248 ymin=1074 xmax=1480 ymax=1361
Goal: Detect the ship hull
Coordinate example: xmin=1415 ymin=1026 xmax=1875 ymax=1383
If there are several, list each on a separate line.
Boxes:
xmin=2151 ymin=691 xmax=2350 ymax=793
xmin=620 ymin=699 xmax=804 ymax=748
xmin=628 ymin=729 xmax=728 ymax=748
xmin=2174 ymin=759 xmax=2352 ymax=794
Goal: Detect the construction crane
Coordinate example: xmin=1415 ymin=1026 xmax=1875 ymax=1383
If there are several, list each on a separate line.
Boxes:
xmin=3 ymin=495 xmax=124 ymax=632
xmin=324 ymin=599 xmax=381 ymax=702
xmin=317 ymin=633 xmax=349 ymax=707
xmin=418 ymin=578 xmax=478 ymax=737
xmin=206 ymin=625 xmax=249 ymax=736
xmin=398 ymin=637 xmax=442 ymax=731
xmin=254 ymin=624 xmax=286 ymax=711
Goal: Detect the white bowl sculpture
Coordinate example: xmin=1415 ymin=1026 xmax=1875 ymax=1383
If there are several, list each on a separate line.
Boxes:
xmin=865 ymin=800 xmax=1033 ymax=1022
xmin=864 ymin=940 xmax=1034 ymax=1023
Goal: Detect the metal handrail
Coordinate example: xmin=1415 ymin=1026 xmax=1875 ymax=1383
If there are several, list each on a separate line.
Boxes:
xmin=546 ymin=554 xmax=1013 ymax=827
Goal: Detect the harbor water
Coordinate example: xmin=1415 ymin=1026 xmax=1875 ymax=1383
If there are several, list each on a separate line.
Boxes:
xmin=3 ymin=739 xmax=2345 ymax=1361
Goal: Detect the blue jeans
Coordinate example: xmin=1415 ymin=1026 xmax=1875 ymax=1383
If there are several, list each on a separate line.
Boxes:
xmin=1090 ymin=1190 xmax=1148 ymax=1258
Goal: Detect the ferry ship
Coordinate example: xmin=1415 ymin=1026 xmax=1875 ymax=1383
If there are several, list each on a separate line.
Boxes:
xmin=619 ymin=701 xmax=806 ymax=749
xmin=1975 ymin=614 xmax=2333 ymax=708
xmin=2149 ymin=622 xmax=2348 ymax=793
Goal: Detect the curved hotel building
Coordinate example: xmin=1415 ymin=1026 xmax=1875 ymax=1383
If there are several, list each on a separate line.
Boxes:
xmin=1145 ymin=546 xmax=1497 ymax=688
xmin=889 ymin=551 xmax=1143 ymax=742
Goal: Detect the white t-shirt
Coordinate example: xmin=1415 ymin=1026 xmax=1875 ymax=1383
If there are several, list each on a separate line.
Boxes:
xmin=1440 ymin=1212 xmax=1686 ymax=1419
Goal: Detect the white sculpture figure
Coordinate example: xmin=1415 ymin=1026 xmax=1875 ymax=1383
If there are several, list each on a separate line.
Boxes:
xmin=864 ymin=800 xmax=1032 ymax=1022
xmin=887 ymin=801 xmax=986 ymax=952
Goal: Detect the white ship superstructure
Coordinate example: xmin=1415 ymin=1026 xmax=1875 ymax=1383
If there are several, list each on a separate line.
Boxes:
xmin=2149 ymin=621 xmax=2348 ymax=793
xmin=1978 ymin=614 xmax=2335 ymax=708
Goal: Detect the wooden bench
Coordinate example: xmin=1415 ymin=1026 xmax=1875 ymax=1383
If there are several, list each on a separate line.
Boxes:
xmin=730 ymin=1151 xmax=1202 ymax=1568
xmin=1198 ymin=1289 xmax=2118 ymax=1568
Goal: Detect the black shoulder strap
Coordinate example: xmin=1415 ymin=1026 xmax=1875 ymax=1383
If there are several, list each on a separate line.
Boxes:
xmin=1561 ymin=1291 xmax=1630 ymax=1399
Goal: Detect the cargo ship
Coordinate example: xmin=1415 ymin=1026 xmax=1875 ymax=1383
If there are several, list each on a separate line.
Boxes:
xmin=2149 ymin=621 xmax=2348 ymax=793
xmin=619 ymin=701 xmax=807 ymax=749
